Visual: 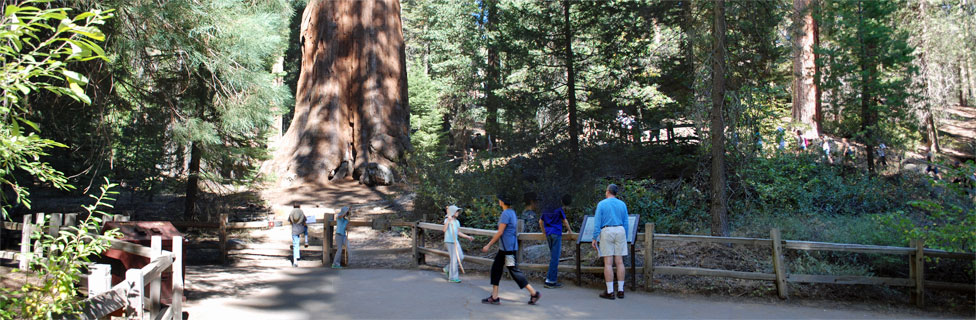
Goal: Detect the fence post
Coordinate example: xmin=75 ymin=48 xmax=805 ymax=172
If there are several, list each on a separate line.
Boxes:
xmin=411 ymin=222 xmax=419 ymax=268
xmin=125 ymin=268 xmax=144 ymax=319
xmin=909 ymin=239 xmax=917 ymax=304
xmin=63 ymin=213 xmax=78 ymax=228
xmin=418 ymin=214 xmax=426 ymax=265
xmin=150 ymin=236 xmax=162 ymax=317
xmin=516 ymin=219 xmax=524 ymax=263
xmin=19 ymin=214 xmax=32 ymax=270
xmin=324 ymin=214 xmax=334 ymax=265
xmin=32 ymin=214 xmax=45 ymax=259
xmin=644 ymin=223 xmax=654 ymax=291
xmin=219 ymin=213 xmax=228 ymax=264
xmin=770 ymin=228 xmax=788 ymax=299
xmin=87 ymin=264 xmax=112 ymax=298
xmin=172 ymin=235 xmax=184 ymax=320
xmin=47 ymin=213 xmax=62 ymax=237
xmin=914 ymin=239 xmax=925 ymax=308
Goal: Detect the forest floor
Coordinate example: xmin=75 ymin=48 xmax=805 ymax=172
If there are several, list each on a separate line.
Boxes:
xmin=938 ymin=103 xmax=976 ymax=162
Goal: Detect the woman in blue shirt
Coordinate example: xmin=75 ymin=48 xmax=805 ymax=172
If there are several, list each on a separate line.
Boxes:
xmin=480 ymin=194 xmax=541 ymax=305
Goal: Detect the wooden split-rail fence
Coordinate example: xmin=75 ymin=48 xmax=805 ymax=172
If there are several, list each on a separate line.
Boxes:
xmin=411 ymin=220 xmax=975 ymax=307
xmin=1 ymin=213 xmax=184 ymax=320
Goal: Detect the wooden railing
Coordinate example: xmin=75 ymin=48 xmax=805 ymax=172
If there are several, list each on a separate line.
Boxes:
xmin=80 ymin=235 xmax=184 ymax=320
xmin=1 ymin=214 xmax=183 ymax=319
xmin=412 ymin=220 xmax=975 ymax=307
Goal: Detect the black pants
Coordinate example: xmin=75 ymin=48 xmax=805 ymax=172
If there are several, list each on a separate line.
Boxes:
xmin=490 ymin=250 xmax=528 ymax=289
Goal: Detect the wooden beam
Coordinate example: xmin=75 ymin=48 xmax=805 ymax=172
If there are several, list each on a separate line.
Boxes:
xmin=19 ymin=214 xmax=32 ymax=270
xmin=219 ymin=214 xmax=228 ymax=264
xmin=915 ymin=239 xmax=925 ymax=307
xmin=644 ymin=223 xmax=654 ymax=291
xmin=654 ymin=266 xmax=776 ymax=281
xmin=172 ymin=236 xmax=183 ymax=320
xmin=771 ymin=228 xmax=788 ymax=299
xmin=787 ymin=274 xmax=913 ymax=286
xmin=79 ymin=282 xmax=128 ymax=320
xmin=324 ymin=214 xmax=334 ymax=265
xmin=149 ymin=236 xmax=162 ymax=316
xmin=654 ymin=234 xmax=771 ymax=247
xmin=125 ymin=268 xmax=144 ymax=319
xmin=784 ymin=240 xmax=914 ymax=255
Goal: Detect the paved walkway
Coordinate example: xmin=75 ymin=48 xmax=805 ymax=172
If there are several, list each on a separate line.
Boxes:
xmin=184 ymin=267 xmax=948 ymax=319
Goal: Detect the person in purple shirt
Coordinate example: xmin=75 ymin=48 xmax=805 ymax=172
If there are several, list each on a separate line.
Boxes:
xmin=539 ymin=194 xmax=574 ymax=288
xmin=592 ymin=184 xmax=629 ymax=299
xmin=481 ymin=194 xmax=540 ymax=305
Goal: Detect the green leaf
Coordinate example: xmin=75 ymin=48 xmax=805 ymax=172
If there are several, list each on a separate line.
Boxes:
xmin=67 ymin=82 xmax=91 ymax=104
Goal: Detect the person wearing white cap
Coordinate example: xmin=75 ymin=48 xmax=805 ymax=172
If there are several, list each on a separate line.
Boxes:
xmin=442 ymin=205 xmax=473 ymax=283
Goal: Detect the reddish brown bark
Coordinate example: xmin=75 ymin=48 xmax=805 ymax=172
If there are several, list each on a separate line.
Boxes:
xmin=792 ymin=0 xmax=820 ymax=138
xmin=271 ymin=0 xmax=410 ymax=186
xmin=710 ymin=0 xmax=728 ymax=237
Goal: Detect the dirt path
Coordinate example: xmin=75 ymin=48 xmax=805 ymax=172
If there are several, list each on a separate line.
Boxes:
xmin=183 ymin=267 xmax=956 ymax=319
xmin=939 ymin=104 xmax=976 ymax=162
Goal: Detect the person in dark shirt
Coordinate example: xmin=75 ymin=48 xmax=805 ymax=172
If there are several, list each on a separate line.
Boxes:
xmin=539 ymin=194 xmax=574 ymax=288
xmin=481 ymin=194 xmax=540 ymax=305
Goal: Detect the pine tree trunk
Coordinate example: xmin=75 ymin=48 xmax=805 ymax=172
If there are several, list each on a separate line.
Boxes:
xmin=857 ymin=2 xmax=876 ymax=173
xmin=792 ymin=0 xmax=820 ymax=138
xmin=563 ymin=0 xmax=579 ymax=160
xmin=682 ymin=0 xmax=696 ymax=114
xmin=270 ymin=0 xmax=410 ymax=186
xmin=710 ymin=0 xmax=729 ymax=237
xmin=485 ymin=0 xmax=500 ymax=149
xmin=184 ymin=143 xmax=201 ymax=219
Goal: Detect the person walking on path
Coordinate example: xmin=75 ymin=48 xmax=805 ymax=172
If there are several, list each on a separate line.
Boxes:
xmin=539 ymin=194 xmax=574 ymax=288
xmin=877 ymin=142 xmax=888 ymax=168
xmin=592 ymin=184 xmax=630 ymax=300
xmin=288 ymin=203 xmax=306 ymax=267
xmin=332 ymin=207 xmax=350 ymax=269
xmin=443 ymin=205 xmax=473 ymax=283
xmin=481 ymin=194 xmax=541 ymax=305
xmin=821 ymin=136 xmax=833 ymax=164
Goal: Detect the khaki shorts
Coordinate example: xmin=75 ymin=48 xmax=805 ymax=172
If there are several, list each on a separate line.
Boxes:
xmin=598 ymin=226 xmax=627 ymax=257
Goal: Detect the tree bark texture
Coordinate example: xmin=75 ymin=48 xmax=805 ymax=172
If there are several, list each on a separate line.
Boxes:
xmin=272 ymin=0 xmax=410 ymax=186
xmin=184 ymin=143 xmax=201 ymax=219
xmin=857 ymin=2 xmax=876 ymax=173
xmin=792 ymin=0 xmax=820 ymax=138
xmin=710 ymin=0 xmax=729 ymax=237
xmin=562 ymin=0 xmax=579 ymax=160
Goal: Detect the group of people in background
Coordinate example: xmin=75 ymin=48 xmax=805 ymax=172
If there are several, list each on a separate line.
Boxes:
xmin=288 ymin=204 xmax=349 ymax=269
xmin=443 ymin=183 xmax=632 ymax=305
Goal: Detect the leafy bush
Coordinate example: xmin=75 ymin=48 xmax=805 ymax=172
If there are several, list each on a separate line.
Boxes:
xmin=0 ymin=1 xmax=112 ymax=218
xmin=0 ymin=179 xmax=121 ymax=319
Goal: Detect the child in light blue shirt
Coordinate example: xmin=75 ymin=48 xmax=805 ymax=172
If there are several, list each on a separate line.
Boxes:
xmin=442 ymin=205 xmax=473 ymax=282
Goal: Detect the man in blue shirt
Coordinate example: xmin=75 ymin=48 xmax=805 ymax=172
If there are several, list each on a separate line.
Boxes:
xmin=592 ymin=184 xmax=629 ymax=299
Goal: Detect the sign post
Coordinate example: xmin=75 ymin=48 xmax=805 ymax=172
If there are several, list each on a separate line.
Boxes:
xmin=576 ymin=214 xmax=639 ymax=290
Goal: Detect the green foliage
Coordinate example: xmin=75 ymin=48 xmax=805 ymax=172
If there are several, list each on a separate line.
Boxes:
xmin=816 ymin=0 xmax=918 ymax=153
xmin=0 ymin=179 xmax=122 ymax=319
xmin=407 ymin=65 xmax=448 ymax=159
xmin=0 ymin=0 xmax=111 ymax=217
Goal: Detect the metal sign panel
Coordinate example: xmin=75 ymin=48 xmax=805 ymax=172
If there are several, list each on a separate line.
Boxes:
xmin=577 ymin=214 xmax=639 ymax=244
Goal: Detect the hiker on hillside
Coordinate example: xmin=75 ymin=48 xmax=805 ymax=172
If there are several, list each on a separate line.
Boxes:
xmin=481 ymin=194 xmax=541 ymax=305
xmin=796 ymin=130 xmax=808 ymax=152
xmin=592 ymin=184 xmax=630 ymax=300
xmin=821 ymin=136 xmax=833 ymax=164
xmin=442 ymin=205 xmax=473 ymax=283
xmin=877 ymin=142 xmax=888 ymax=168
xmin=288 ymin=203 xmax=306 ymax=267
xmin=539 ymin=194 xmax=574 ymax=288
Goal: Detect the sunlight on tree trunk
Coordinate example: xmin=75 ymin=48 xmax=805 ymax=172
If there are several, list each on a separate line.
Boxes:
xmin=793 ymin=0 xmax=820 ymax=138
xmin=271 ymin=0 xmax=411 ymax=187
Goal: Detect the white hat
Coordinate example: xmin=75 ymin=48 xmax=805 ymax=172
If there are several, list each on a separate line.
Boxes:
xmin=445 ymin=205 xmax=462 ymax=218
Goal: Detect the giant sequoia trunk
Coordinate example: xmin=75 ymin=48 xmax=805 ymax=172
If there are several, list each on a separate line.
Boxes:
xmin=271 ymin=0 xmax=411 ymax=186
xmin=792 ymin=0 xmax=820 ymax=138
